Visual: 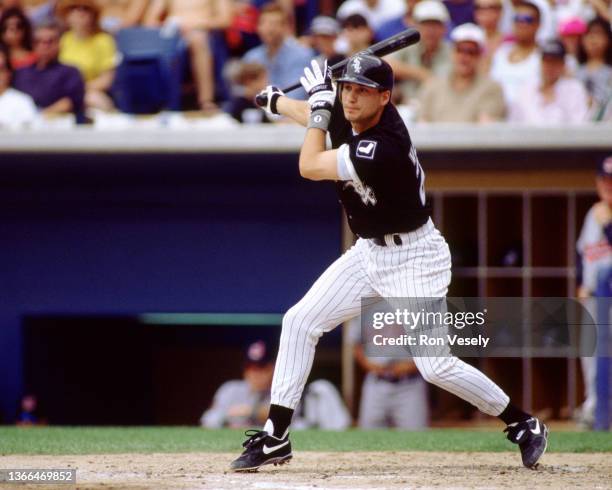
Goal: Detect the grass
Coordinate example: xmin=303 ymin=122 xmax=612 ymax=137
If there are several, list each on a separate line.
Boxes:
xmin=1 ymin=428 xmax=611 ymax=455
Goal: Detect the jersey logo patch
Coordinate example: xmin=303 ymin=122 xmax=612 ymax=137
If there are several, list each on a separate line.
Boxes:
xmin=356 ymin=140 xmax=377 ymax=159
xmin=343 ymin=181 xmax=377 ymax=206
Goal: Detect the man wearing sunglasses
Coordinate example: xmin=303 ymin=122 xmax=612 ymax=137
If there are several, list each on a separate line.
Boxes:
xmin=490 ymin=0 xmax=541 ymax=106
xmin=419 ymin=22 xmax=506 ymax=122
xmin=499 ymin=0 xmax=555 ymax=44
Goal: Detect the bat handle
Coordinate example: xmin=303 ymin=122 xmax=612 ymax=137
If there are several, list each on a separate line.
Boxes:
xmin=255 ymin=81 xmax=303 ymax=108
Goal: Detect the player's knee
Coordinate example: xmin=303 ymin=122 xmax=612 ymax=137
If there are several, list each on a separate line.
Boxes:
xmin=419 ymin=357 xmax=456 ymax=386
xmin=282 ymin=305 xmax=323 ymax=341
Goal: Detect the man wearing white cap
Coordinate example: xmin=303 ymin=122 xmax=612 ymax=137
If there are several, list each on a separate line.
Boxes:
xmin=419 ymin=23 xmax=506 ymax=122
xmin=389 ymin=0 xmax=453 ymax=103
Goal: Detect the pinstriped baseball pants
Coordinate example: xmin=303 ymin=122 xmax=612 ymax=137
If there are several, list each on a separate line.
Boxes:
xmin=271 ymin=219 xmax=510 ymax=416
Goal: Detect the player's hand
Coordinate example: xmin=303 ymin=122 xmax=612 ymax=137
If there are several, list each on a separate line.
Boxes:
xmin=300 ymin=59 xmax=335 ymax=110
xmin=255 ymin=85 xmax=284 ymax=117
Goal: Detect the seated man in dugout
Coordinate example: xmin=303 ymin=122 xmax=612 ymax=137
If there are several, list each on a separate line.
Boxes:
xmin=97 ymin=0 xmax=150 ymax=33
xmin=145 ymin=0 xmax=234 ymax=111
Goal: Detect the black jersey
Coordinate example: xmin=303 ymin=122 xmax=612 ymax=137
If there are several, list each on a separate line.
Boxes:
xmin=328 ymin=98 xmax=430 ymax=239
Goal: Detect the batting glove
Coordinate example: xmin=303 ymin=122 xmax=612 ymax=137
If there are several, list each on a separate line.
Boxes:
xmin=300 ymin=59 xmax=335 ymax=110
xmin=301 ymin=59 xmax=335 ymax=131
xmin=254 ymin=85 xmax=284 ymax=117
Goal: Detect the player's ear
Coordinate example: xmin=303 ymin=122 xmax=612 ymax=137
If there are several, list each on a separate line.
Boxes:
xmin=380 ymin=90 xmax=391 ymax=106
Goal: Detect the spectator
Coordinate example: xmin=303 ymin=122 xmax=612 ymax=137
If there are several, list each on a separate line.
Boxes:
xmin=242 ymin=2 xmax=313 ymax=99
xmin=558 ymin=16 xmax=587 ymax=74
xmin=226 ymin=61 xmax=272 ymax=123
xmin=0 ymin=7 xmax=36 ymax=68
xmin=307 ymin=15 xmax=342 ymax=65
xmin=0 ymin=42 xmax=37 ymax=128
xmin=341 ymin=14 xmax=374 ymax=56
xmin=57 ymin=0 xmax=117 ymax=111
xmin=350 ymin=318 xmax=428 ymax=430
xmin=375 ymin=0 xmax=418 ymax=42
xmin=419 ymin=23 xmax=506 ymax=122
xmin=13 ymin=20 xmax=85 ymax=119
xmin=576 ymin=17 xmax=612 ymax=121
xmin=474 ymin=0 xmax=504 ymax=72
xmin=388 ymin=0 xmax=452 ymax=103
xmin=499 ymin=0 xmax=556 ymax=44
xmin=336 ymin=0 xmax=406 ymax=32
xmin=490 ymin=0 xmax=541 ymax=106
xmin=145 ymin=0 xmax=233 ymax=111
xmin=509 ymin=39 xmax=589 ymax=123
xmin=98 ymin=0 xmax=149 ymax=33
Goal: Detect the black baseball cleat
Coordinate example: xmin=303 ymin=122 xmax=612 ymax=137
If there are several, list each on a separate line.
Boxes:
xmin=504 ymin=417 xmax=549 ymax=469
xmin=230 ymin=429 xmax=292 ymax=472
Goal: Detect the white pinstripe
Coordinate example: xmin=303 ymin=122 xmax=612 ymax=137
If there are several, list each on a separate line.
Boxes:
xmin=271 ymin=218 xmax=509 ymax=416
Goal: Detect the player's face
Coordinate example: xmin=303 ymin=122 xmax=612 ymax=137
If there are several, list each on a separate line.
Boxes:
xmin=340 ymin=82 xmax=390 ymax=125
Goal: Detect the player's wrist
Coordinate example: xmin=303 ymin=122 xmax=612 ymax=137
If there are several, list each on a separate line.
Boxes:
xmin=307 ymin=101 xmax=332 ymax=131
xmin=270 ymin=92 xmax=282 ymax=115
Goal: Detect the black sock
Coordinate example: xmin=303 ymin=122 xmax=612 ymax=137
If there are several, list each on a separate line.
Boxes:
xmin=498 ymin=402 xmax=531 ymax=425
xmin=267 ymin=404 xmax=294 ymax=438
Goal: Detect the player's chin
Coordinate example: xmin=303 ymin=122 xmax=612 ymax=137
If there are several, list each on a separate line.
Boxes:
xmin=343 ymin=109 xmax=359 ymax=121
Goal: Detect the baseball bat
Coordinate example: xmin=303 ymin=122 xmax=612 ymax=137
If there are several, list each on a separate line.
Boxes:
xmin=255 ymin=27 xmax=421 ymax=106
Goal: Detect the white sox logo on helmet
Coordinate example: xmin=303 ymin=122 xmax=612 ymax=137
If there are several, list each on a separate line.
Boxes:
xmin=352 ymin=57 xmax=362 ymax=73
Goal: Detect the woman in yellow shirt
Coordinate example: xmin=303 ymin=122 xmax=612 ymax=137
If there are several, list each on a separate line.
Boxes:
xmin=58 ymin=0 xmax=117 ymax=110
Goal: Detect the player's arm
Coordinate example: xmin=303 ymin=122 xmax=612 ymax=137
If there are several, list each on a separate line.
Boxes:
xmin=297 ymin=59 xmax=340 ymax=181
xmin=299 ymin=127 xmax=338 ymax=181
xmin=255 ymin=86 xmax=309 ymax=126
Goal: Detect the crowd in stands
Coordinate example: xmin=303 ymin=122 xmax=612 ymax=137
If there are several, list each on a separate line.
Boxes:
xmin=0 ymin=0 xmax=610 ymax=128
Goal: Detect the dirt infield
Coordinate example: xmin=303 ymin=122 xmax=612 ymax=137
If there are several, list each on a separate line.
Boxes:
xmin=1 ymin=452 xmax=611 ymax=489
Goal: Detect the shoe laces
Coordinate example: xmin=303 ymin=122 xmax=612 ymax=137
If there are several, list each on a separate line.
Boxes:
xmin=242 ymin=429 xmax=268 ymax=449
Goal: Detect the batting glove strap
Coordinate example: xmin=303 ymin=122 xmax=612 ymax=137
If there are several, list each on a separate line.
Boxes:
xmin=255 ymin=85 xmax=284 ymax=116
xmin=307 ymin=105 xmax=332 ymax=131
xmin=307 ymin=89 xmax=335 ymax=110
xmin=269 ymin=91 xmax=281 ymax=115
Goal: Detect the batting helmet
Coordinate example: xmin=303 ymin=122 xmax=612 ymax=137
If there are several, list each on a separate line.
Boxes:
xmin=337 ymin=53 xmax=394 ymax=91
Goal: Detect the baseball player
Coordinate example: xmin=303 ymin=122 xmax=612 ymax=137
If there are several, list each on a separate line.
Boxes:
xmin=230 ymin=54 xmax=548 ymax=471
xmin=575 ymin=155 xmax=612 ymax=427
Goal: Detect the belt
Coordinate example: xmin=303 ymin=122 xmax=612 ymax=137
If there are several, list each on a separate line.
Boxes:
xmin=376 ymin=372 xmax=419 ymax=383
xmin=371 ymin=233 xmax=404 ymax=247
